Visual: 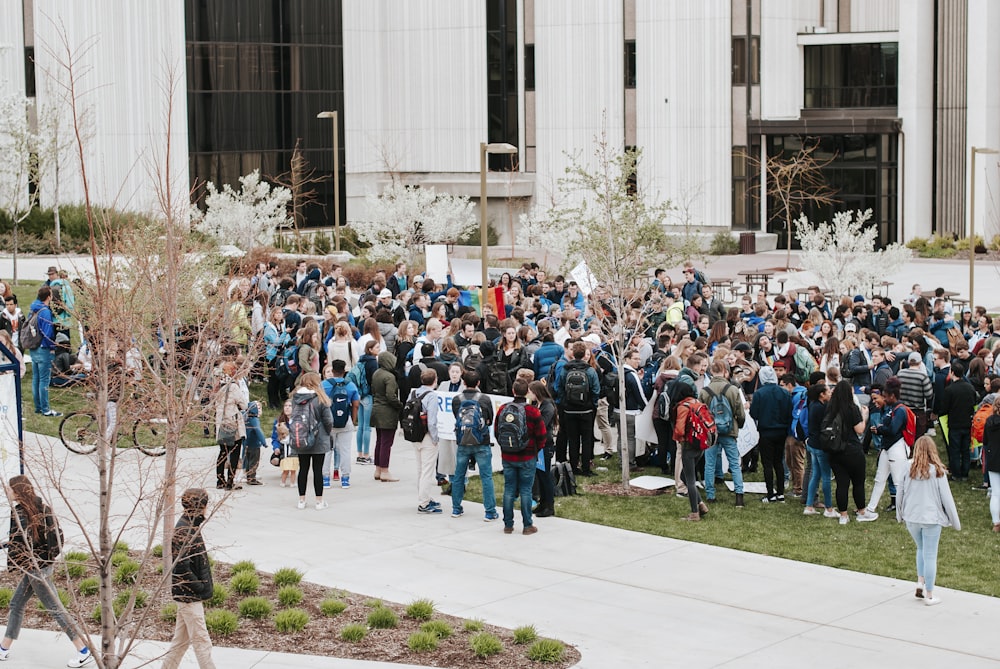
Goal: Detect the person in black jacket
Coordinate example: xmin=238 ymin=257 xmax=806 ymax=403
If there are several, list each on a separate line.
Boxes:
xmin=749 ymin=366 xmax=792 ymax=502
xmin=0 ymin=476 xmax=93 ymax=666
xmin=940 ymin=360 xmax=977 ymax=480
xmin=162 ymin=488 xmax=216 ymax=669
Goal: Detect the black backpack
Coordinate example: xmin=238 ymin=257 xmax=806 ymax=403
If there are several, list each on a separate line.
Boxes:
xmin=552 ymin=461 xmax=578 ymax=496
xmin=562 ymin=362 xmax=592 ymax=411
xmin=642 ymin=351 xmax=666 ymax=397
xmin=483 ymin=359 xmax=509 ymax=395
xmin=496 ymin=402 xmax=528 ymax=453
xmin=328 ymin=379 xmax=351 ymax=429
xmin=400 ymin=390 xmax=430 ymax=442
xmin=41 ymin=506 xmax=63 ymax=563
xmin=818 ymin=410 xmax=846 ymax=453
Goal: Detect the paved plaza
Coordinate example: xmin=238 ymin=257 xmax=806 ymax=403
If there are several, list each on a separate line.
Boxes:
xmin=5 ymin=429 xmax=997 ymax=668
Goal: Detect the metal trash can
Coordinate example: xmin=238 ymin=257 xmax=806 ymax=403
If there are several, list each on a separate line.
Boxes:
xmin=739 ymin=232 xmax=756 ymax=255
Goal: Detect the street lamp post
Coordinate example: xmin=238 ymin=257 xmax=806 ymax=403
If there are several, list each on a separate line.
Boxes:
xmin=969 ymin=146 xmax=998 ymax=307
xmin=317 ymin=111 xmax=340 ymax=252
xmin=480 ymin=142 xmax=517 ymax=311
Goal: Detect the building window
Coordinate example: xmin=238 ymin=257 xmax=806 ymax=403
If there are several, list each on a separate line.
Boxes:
xmin=804 ymin=43 xmax=898 ymax=108
xmin=624 ymin=40 xmax=636 ymax=89
xmin=24 ymin=47 xmax=35 ymax=98
xmin=732 ymin=147 xmax=747 ymax=229
xmin=486 ymin=0 xmax=518 ymax=171
xmin=731 ymin=36 xmax=759 ymax=85
xmin=524 ymin=44 xmax=535 ymax=91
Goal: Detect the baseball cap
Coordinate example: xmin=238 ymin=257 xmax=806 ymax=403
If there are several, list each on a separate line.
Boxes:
xmin=853 ymin=295 xmax=865 ymax=303
xmin=844 ymin=323 xmax=857 ymax=332
xmin=733 ymin=342 xmax=752 ymax=354
xmin=664 ymin=291 xmax=676 ymax=299
xmin=378 ymin=288 xmax=392 ymax=299
xmin=908 ymin=352 xmax=922 ymax=365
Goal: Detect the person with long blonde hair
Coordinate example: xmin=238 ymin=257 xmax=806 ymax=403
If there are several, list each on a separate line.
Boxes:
xmin=896 ymin=435 xmax=961 ymax=605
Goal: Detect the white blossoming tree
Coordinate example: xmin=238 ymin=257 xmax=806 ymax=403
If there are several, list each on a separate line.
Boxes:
xmin=0 ymin=92 xmax=40 ymax=283
xmin=198 ymin=169 xmax=291 ymax=252
xmin=795 ymin=208 xmax=911 ymax=297
xmin=516 ymin=205 xmax=575 ymax=271
xmin=352 ymin=181 xmax=477 ymax=265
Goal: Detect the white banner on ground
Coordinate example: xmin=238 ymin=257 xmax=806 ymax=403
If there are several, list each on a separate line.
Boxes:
xmin=424 ymin=244 xmax=449 ymax=283
xmin=429 ymin=390 xmax=515 ymax=442
xmin=0 ymin=374 xmax=20 ymax=481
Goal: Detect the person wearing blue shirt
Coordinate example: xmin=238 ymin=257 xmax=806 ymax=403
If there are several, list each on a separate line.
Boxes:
xmin=322 ymin=359 xmax=361 ymax=489
xmin=552 ymin=342 xmax=601 ymax=476
xmin=28 ymin=286 xmax=59 ymax=416
xmin=263 ymin=307 xmax=291 ymax=408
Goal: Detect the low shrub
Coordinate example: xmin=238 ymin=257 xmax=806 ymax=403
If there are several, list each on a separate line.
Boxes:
xmin=0 ymin=588 xmax=13 ymax=608
xmin=208 ymin=583 xmax=230 ymax=608
xmin=906 ymin=236 xmax=928 ymax=251
xmin=513 ymin=624 xmax=538 ymax=645
xmin=204 ymin=609 xmax=239 ymax=635
xmin=111 ymin=552 xmax=132 ymax=567
xmin=38 ymin=589 xmax=71 ymax=610
xmin=114 ymin=560 xmax=140 ymax=585
xmin=469 ymin=632 xmax=504 ymax=658
xmin=239 ymin=596 xmax=274 ymax=619
xmin=230 ymin=560 xmax=256 ymax=574
xmin=709 ymin=230 xmax=740 ymax=255
xmin=113 ymin=589 xmax=148 ymax=611
xmin=273 ymin=567 xmax=303 ymax=587
xmin=63 ymin=551 xmax=89 ymax=578
xmin=407 ymin=631 xmax=439 ymax=652
xmin=90 ymin=604 xmax=103 ymax=623
xmin=230 ymin=571 xmax=260 ymax=595
xmin=420 ymin=620 xmax=453 ymax=639
xmin=78 ymin=577 xmax=99 ymax=597
xmin=527 ymin=638 xmax=566 ymax=663
xmin=367 ymin=606 xmax=398 ymax=629
xmin=277 ymin=586 xmax=303 ymax=607
xmin=955 ymin=234 xmax=985 ymax=251
xmin=405 ymin=598 xmax=435 ymax=621
xmin=319 ymin=598 xmax=347 ymax=617
xmin=152 ymin=544 xmax=163 ymax=558
xmin=462 ymin=618 xmax=484 ymax=633
xmin=274 ymin=608 xmax=309 ymax=633
xmin=160 ymin=603 xmax=177 ymax=623
xmin=363 ymin=598 xmax=383 ymax=608
xmin=340 ymin=623 xmax=367 ymax=642
xmin=113 ymin=541 xmax=130 ymax=554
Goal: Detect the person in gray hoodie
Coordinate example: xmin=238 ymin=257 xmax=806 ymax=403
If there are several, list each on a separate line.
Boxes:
xmin=896 ymin=435 xmax=961 ymax=606
xmin=749 ymin=365 xmax=792 ymax=502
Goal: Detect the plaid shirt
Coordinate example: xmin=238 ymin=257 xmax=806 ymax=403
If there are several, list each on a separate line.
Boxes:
xmin=496 ymin=398 xmax=547 ymax=462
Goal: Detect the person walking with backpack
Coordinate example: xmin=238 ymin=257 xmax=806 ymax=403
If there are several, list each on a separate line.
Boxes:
xmin=496 ymin=378 xmax=547 ymax=535
xmin=700 ymin=360 xmax=746 ymax=507
xmin=749 ymin=366 xmax=793 ymax=503
xmin=896 ymin=436 xmax=961 ymax=606
xmin=864 ymin=377 xmax=912 ymax=517
xmin=823 ymin=380 xmax=877 ymax=524
xmin=552 ymin=342 xmax=601 ymax=476
xmin=290 ymin=372 xmax=335 ymax=510
xmin=450 ymin=370 xmax=499 ymax=521
xmin=321 ymin=360 xmax=360 ymax=490
xmin=0 ymin=475 xmax=93 ymax=666
xmin=370 ymin=351 xmax=403 ymax=482
xmin=161 ymin=488 xmax=217 ymax=669
xmin=406 ymin=368 xmax=442 ymax=513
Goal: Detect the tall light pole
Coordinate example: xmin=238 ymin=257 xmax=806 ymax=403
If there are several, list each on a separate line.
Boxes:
xmin=317 ymin=111 xmax=340 ymax=251
xmin=969 ymin=146 xmax=998 ymax=307
xmin=480 ymin=142 xmax=517 ymax=311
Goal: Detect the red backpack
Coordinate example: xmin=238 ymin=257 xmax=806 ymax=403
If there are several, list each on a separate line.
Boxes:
xmin=680 ymin=398 xmax=718 ymax=451
xmin=972 ymin=403 xmax=994 ymax=444
xmin=899 ymin=405 xmax=917 ymax=447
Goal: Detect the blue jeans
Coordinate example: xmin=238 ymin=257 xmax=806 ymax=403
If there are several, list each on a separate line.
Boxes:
xmin=451 ymin=444 xmax=496 ymax=515
xmin=906 ymin=522 xmax=942 ymax=593
xmin=30 ymin=347 xmax=54 ymax=413
xmin=704 ymin=435 xmax=742 ymax=497
xmin=355 ymin=396 xmax=373 ymax=456
xmin=805 ymin=445 xmax=832 ymax=508
xmin=4 ymin=566 xmax=76 ymax=641
xmin=502 ymin=459 xmax=536 ymax=528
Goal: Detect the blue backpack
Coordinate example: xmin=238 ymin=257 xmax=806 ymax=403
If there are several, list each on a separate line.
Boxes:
xmin=456 ymin=392 xmax=489 ymax=446
xmin=703 ymin=384 xmax=735 ymax=435
xmin=791 ymin=387 xmax=809 ymax=441
xmin=325 ymin=378 xmax=351 ymax=429
xmin=347 ymin=361 xmax=370 ymax=397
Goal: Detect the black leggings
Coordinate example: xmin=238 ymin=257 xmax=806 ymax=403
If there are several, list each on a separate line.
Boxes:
xmin=297 ymin=453 xmax=326 ymax=497
xmin=681 ymin=446 xmax=703 ymax=513
xmin=217 ymin=438 xmax=243 ymax=486
xmin=758 ymin=431 xmax=785 ymax=497
xmin=829 ymin=446 xmax=867 ymax=512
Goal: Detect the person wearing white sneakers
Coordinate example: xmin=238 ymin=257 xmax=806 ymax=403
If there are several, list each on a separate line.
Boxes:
xmin=896 ymin=436 xmax=962 ymax=606
xmin=821 ymin=381 xmax=878 ymax=525
xmin=0 ymin=475 xmax=93 ymax=666
xmin=290 ymin=372 xmax=334 ymax=510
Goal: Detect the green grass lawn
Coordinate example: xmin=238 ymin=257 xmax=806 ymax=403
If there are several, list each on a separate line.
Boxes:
xmin=464 ymin=439 xmax=1000 ymax=598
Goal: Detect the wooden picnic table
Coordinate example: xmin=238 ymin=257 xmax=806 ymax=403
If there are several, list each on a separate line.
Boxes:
xmin=737 ymin=269 xmax=775 ymax=296
xmin=921 ymin=290 xmax=959 ymax=300
xmin=710 ymin=277 xmax=736 ymax=303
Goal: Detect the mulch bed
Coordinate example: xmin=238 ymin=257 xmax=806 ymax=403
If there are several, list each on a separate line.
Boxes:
xmin=585 ymin=481 xmax=666 ymax=497
xmin=0 ymin=556 xmax=580 ymax=668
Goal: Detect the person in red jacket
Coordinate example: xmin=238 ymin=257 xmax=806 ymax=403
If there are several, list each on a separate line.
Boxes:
xmin=496 ymin=378 xmax=547 ymax=535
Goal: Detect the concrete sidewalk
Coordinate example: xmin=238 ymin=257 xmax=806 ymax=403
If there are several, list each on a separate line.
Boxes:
xmin=8 ymin=432 xmax=997 ymax=668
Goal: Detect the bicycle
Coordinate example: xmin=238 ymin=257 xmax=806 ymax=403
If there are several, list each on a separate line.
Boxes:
xmin=59 ymin=411 xmax=167 ymax=457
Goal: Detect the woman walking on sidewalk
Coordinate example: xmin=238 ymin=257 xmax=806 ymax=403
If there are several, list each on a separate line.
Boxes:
xmin=896 ymin=436 xmax=962 ymax=606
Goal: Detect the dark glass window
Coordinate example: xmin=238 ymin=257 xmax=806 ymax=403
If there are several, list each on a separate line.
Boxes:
xmin=804 ymin=43 xmax=897 ymax=108
xmin=624 ymin=40 xmax=636 ymax=89
xmin=24 ymin=47 xmax=35 ymax=98
xmin=524 ymin=44 xmax=535 ymax=92
xmin=732 ymin=36 xmax=759 ymax=85
xmin=766 ymin=134 xmax=898 ymax=246
xmin=732 ymin=147 xmax=748 ymax=229
xmin=185 ymin=0 xmax=345 ymax=228
xmin=486 ymin=0 xmax=518 ymax=170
